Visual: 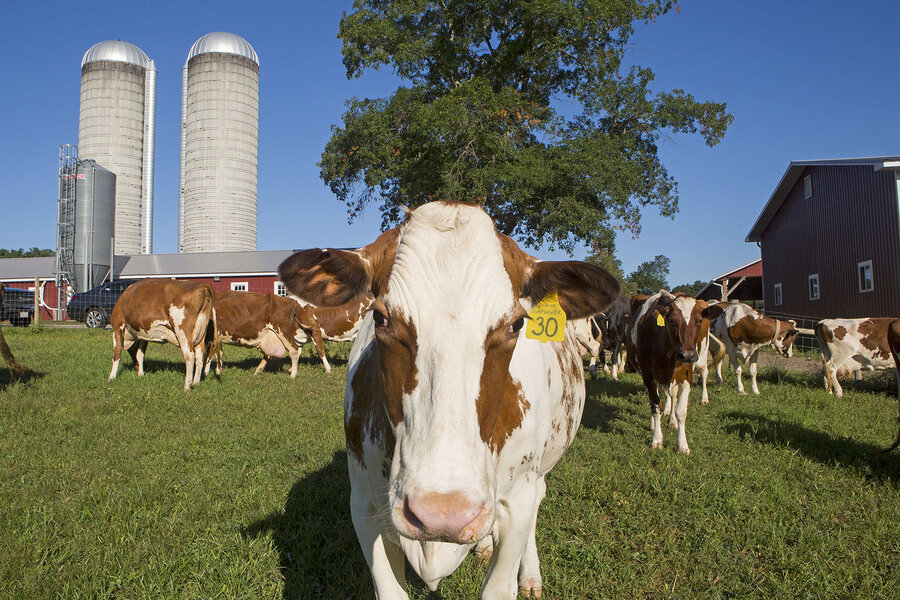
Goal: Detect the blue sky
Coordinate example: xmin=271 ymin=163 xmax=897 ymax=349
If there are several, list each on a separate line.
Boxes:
xmin=2 ymin=1 xmax=899 ymax=286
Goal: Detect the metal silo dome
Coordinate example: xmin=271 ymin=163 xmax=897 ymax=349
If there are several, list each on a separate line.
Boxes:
xmin=78 ymin=40 xmax=157 ymax=256
xmin=179 ymin=32 xmax=260 ymax=253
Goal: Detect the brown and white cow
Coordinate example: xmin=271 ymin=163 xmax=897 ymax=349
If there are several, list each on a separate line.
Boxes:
xmin=815 ymin=317 xmax=896 ymax=398
xmin=625 ymin=291 xmax=723 ymax=454
xmin=710 ymin=303 xmax=799 ymax=395
xmin=883 ymin=319 xmax=900 ymax=453
xmin=292 ymin=294 xmax=376 ymax=373
xmin=278 ymin=201 xmax=618 ymax=599
xmin=0 ymin=284 xmax=26 ymax=377
xmin=209 ymin=289 xmax=309 ymax=378
xmin=108 ymin=278 xmax=218 ymax=391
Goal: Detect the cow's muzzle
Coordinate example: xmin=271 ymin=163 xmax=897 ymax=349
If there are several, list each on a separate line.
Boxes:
xmin=397 ymin=491 xmax=492 ymax=544
xmin=676 ymin=350 xmax=699 ymax=363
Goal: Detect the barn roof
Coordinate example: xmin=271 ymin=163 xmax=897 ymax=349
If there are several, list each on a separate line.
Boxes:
xmin=745 ymin=156 xmax=900 ymax=243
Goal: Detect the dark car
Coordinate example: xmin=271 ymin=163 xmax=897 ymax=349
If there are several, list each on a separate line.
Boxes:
xmin=1 ymin=287 xmax=35 ymax=327
xmin=66 ymin=279 xmax=137 ymax=328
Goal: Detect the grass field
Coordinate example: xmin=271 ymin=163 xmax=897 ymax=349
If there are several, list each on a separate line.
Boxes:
xmin=1 ymin=326 xmax=899 ymax=599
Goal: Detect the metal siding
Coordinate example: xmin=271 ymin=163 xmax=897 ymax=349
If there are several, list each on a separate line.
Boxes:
xmin=761 ymin=165 xmax=900 ymax=319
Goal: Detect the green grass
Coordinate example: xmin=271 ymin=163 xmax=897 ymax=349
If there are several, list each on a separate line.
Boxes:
xmin=1 ymin=328 xmax=899 ymax=599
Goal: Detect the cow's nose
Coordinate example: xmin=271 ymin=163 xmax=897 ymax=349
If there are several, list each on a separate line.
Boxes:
xmin=677 ymin=350 xmax=698 ymax=363
xmin=402 ymin=492 xmax=489 ymax=543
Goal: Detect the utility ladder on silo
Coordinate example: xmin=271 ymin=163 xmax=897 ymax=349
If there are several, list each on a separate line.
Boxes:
xmin=55 ymin=144 xmax=78 ymax=297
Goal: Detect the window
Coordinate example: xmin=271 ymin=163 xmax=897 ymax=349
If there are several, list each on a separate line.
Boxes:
xmin=858 ymin=260 xmax=874 ymax=293
xmin=230 ymin=282 xmax=248 ymax=292
xmin=773 ymin=283 xmax=783 ymax=306
xmin=808 ymin=274 xmax=820 ymax=301
xmin=803 ymin=175 xmax=812 ymax=199
xmin=274 ymin=281 xmax=287 ymax=297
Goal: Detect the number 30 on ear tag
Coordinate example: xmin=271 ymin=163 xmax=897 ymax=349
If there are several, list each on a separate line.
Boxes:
xmin=526 ymin=292 xmax=566 ymax=343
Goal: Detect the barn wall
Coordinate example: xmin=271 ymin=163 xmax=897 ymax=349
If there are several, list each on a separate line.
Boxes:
xmin=761 ymin=165 xmax=900 ymax=319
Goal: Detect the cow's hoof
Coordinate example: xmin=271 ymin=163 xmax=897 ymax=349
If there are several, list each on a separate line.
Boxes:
xmin=519 ymin=582 xmax=542 ymax=598
xmin=651 ymin=441 xmax=663 ymax=450
xmin=678 ymin=447 xmax=691 ymax=455
xmin=701 ymin=398 xmax=709 ymax=405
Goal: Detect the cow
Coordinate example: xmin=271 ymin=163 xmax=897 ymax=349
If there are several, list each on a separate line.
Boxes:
xmin=884 ymin=319 xmax=900 ymax=453
xmin=625 ymin=291 xmax=723 ymax=454
xmin=292 ymin=294 xmax=376 ymax=373
xmin=209 ymin=289 xmax=309 ymax=378
xmin=108 ymin=278 xmax=219 ymax=391
xmin=277 ymin=201 xmax=618 ymax=599
xmin=815 ymin=317 xmax=896 ymax=398
xmin=709 ymin=303 xmax=799 ymax=395
xmin=596 ymin=294 xmax=630 ymax=380
xmin=0 ymin=284 xmax=26 ymax=377
xmin=571 ymin=317 xmax=602 ymax=378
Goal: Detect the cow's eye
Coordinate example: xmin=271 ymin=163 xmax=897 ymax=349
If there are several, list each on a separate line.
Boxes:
xmin=373 ymin=310 xmax=389 ymax=329
xmin=508 ymin=317 xmax=525 ymax=335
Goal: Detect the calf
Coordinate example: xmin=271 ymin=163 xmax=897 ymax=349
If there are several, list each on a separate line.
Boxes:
xmin=210 ymin=290 xmax=308 ymax=378
xmin=815 ymin=317 xmax=896 ymax=398
xmin=596 ymin=294 xmax=630 ymax=379
xmin=108 ymin=279 xmax=218 ymax=391
xmin=0 ymin=284 xmax=26 ymax=377
xmin=710 ymin=303 xmax=799 ymax=395
xmin=625 ymin=291 xmax=723 ymax=453
xmin=278 ymin=201 xmax=618 ymax=599
xmin=292 ymin=294 xmax=376 ymax=373
xmin=571 ymin=317 xmax=602 ymax=378
xmin=884 ymin=319 xmax=900 ymax=453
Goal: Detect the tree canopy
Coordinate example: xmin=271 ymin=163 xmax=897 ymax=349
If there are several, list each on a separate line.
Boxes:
xmin=0 ymin=248 xmax=54 ymax=258
xmin=321 ymin=0 xmax=732 ymax=252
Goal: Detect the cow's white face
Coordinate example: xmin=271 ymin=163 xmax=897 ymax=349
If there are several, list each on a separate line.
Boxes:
xmin=373 ymin=203 xmax=525 ymax=543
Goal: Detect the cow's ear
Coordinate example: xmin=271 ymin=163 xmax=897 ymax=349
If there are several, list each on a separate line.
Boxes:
xmin=630 ymin=294 xmax=650 ymax=315
xmin=279 ymin=228 xmax=399 ymax=306
xmin=524 ymin=261 xmax=620 ymax=320
xmin=701 ymin=304 xmax=724 ymax=321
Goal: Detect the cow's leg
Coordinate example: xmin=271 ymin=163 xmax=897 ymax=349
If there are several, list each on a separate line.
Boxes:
xmin=288 ymin=344 xmax=300 ymax=379
xmin=254 ymin=353 xmax=269 ymax=376
xmin=699 ymin=360 xmax=710 ymax=405
xmin=474 ymin=536 xmax=494 ymax=563
xmin=673 ymin=380 xmax=692 ymax=454
xmin=731 ymin=354 xmax=746 ymax=395
xmin=192 ymin=343 xmax=205 ymax=386
xmin=350 ymin=493 xmax=408 ymax=599
xmin=749 ymin=350 xmax=761 ymax=395
xmin=714 ymin=354 xmax=724 ymax=384
xmin=481 ymin=484 xmax=539 ymax=600
xmin=109 ymin=326 xmax=126 ymax=381
xmin=517 ymin=476 xmax=547 ymax=598
xmin=666 ymin=382 xmax=678 ymax=429
xmin=175 ymin=331 xmax=194 ymax=391
xmin=645 ymin=377 xmax=663 ymax=449
xmin=134 ymin=340 xmax=148 ymax=376
xmin=882 ymin=387 xmax=900 ymax=453
xmin=614 ymin=345 xmax=626 ymax=381
xmin=312 ymin=327 xmax=331 ymax=374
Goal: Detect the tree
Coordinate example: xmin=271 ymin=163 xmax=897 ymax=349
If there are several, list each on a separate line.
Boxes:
xmin=321 ymin=1 xmax=732 ymax=252
xmin=628 ymin=254 xmax=670 ymax=294
xmin=0 ymin=248 xmax=54 ymax=258
xmin=672 ymin=279 xmax=706 ymax=296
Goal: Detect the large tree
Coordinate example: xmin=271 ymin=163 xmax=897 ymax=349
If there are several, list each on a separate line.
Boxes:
xmin=628 ymin=254 xmax=670 ymax=294
xmin=321 ymin=0 xmax=732 ymax=252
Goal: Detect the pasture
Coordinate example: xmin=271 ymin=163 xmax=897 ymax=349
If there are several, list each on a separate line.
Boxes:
xmin=1 ymin=327 xmax=899 ymax=599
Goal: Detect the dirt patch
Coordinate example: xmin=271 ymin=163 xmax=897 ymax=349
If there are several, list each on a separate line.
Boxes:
xmin=756 ymin=350 xmax=822 ymax=374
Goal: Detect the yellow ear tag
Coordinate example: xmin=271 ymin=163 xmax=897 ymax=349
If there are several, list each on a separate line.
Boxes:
xmin=526 ymin=291 xmax=567 ymax=343
xmin=656 ymin=312 xmax=665 ymax=327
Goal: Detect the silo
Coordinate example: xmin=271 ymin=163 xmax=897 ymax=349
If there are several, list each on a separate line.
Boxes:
xmin=180 ymin=32 xmax=259 ymax=253
xmin=79 ymin=40 xmax=157 ymax=255
xmin=73 ymin=160 xmax=116 ymax=292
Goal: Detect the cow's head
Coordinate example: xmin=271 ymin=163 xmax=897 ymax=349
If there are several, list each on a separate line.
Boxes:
xmin=773 ymin=319 xmax=799 ymax=357
xmin=279 ymin=202 xmax=619 ymax=544
xmin=655 ymin=292 xmax=724 ymax=363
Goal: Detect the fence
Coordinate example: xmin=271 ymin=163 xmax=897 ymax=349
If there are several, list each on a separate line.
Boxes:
xmin=757 ymin=309 xmax=821 ymax=354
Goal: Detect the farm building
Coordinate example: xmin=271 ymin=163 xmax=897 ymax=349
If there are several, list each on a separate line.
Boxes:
xmin=0 ymin=249 xmax=301 ymax=322
xmin=746 ymin=156 xmax=900 ymax=321
xmin=695 ymin=258 xmax=762 ymax=305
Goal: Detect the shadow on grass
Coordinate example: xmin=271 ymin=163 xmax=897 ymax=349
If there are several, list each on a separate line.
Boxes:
xmin=581 ymin=377 xmax=644 ymax=433
xmin=0 ymin=367 xmax=45 ymax=390
xmin=722 ymin=411 xmax=900 ymax=483
xmin=755 ymin=365 xmax=897 ymax=397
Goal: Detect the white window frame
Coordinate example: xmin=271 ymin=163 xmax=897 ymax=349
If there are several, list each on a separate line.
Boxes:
xmin=803 ymin=175 xmax=812 ymax=199
xmin=808 ymin=274 xmax=820 ymax=301
xmin=858 ymin=260 xmax=874 ymax=293
xmin=773 ymin=283 xmax=782 ymax=306
xmin=274 ymin=281 xmax=287 ymax=297
xmin=230 ymin=281 xmax=248 ymax=292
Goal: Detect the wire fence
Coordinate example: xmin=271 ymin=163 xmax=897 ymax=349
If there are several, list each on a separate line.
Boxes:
xmin=757 ymin=309 xmax=822 ymax=354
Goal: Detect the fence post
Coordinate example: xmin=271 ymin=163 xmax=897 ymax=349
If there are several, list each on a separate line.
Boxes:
xmin=33 ymin=275 xmax=40 ymax=326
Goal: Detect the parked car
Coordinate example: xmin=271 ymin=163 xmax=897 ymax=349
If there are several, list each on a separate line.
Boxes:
xmin=67 ymin=279 xmax=137 ymax=328
xmin=1 ymin=287 xmax=35 ymax=327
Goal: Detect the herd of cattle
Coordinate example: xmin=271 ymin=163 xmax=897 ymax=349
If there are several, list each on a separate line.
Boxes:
xmin=2 ymin=201 xmax=900 ymax=599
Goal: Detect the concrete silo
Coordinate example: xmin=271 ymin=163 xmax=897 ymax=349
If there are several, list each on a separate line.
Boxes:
xmin=180 ymin=32 xmax=259 ymax=253
xmin=78 ymin=40 xmax=156 ymax=255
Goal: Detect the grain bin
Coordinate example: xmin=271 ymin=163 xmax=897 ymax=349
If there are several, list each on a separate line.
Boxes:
xmin=79 ymin=40 xmax=156 ymax=255
xmin=72 ymin=160 xmax=116 ymax=292
xmin=179 ymin=32 xmax=259 ymax=253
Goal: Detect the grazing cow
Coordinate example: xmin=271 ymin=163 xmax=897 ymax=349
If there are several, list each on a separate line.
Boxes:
xmin=596 ymin=294 xmax=630 ymax=380
xmin=278 ymin=201 xmax=618 ymax=599
xmin=625 ymin=291 xmax=723 ymax=454
xmin=815 ymin=317 xmax=896 ymax=398
xmin=571 ymin=317 xmax=602 ymax=378
xmin=292 ymin=294 xmax=376 ymax=373
xmin=0 ymin=284 xmax=26 ymax=377
xmin=108 ymin=279 xmax=218 ymax=391
xmin=210 ymin=290 xmax=309 ymax=378
xmin=710 ymin=303 xmax=799 ymax=395
xmin=884 ymin=319 xmax=900 ymax=453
